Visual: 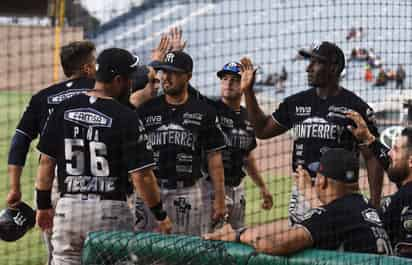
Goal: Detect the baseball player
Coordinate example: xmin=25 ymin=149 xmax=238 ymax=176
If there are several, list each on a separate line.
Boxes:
xmin=346 ymin=111 xmax=412 ymax=258
xmin=35 ymin=48 xmax=172 ymax=265
xmin=202 ymin=62 xmax=273 ymax=232
xmin=136 ymin=51 xmax=226 ymax=236
xmin=239 ymin=42 xmax=383 ymax=225
xmin=6 ymin=40 xmax=96 ymax=265
xmin=205 ymin=148 xmax=392 ymax=256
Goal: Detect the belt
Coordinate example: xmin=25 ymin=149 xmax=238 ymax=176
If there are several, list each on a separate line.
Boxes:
xmin=158 ymin=178 xmax=197 ymax=189
xmin=61 ymin=193 xmax=126 ymax=201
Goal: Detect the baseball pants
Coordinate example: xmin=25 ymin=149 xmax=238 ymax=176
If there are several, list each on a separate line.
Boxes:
xmin=201 ymin=179 xmax=246 ymax=233
xmin=143 ymin=181 xmax=204 ymax=236
xmin=51 ymin=195 xmax=134 ymax=265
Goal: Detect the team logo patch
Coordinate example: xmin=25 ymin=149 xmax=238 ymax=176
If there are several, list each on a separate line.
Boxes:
xmin=380 ymin=126 xmax=404 ymax=148
xmin=295 ymin=106 xmax=311 ymax=116
xmin=302 ymin=207 xmax=326 ymax=221
xmin=64 ymin=108 xmax=113 ymax=128
xmin=165 ymin=53 xmax=175 ymax=63
xmin=362 ymin=208 xmax=383 ymax=226
xmin=401 ymin=206 xmax=412 ymax=232
xmin=47 ymin=89 xmax=89 ymax=104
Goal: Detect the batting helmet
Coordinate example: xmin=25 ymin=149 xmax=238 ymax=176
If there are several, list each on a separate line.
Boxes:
xmin=0 ymin=201 xmax=35 ymax=242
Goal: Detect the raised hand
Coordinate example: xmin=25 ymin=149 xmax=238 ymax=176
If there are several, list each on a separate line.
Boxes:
xmin=346 ymin=111 xmax=375 ymax=144
xmin=169 ymin=27 xmax=186 ymax=52
xmin=151 ymin=34 xmax=172 ymax=61
xmin=239 ymin=57 xmax=257 ymax=93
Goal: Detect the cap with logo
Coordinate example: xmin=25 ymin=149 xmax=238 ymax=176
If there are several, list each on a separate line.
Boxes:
xmin=152 ymin=51 xmax=193 ymax=73
xmin=217 ymin=62 xmax=241 ymax=78
xmin=0 ymin=201 xmax=36 ymax=242
xmin=96 ymin=48 xmax=139 ymax=82
xmin=299 ymin=41 xmax=345 ymax=75
xmin=309 ymin=148 xmax=359 ymax=183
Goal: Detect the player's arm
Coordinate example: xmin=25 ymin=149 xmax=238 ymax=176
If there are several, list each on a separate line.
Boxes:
xmin=346 ymin=111 xmax=384 ymax=207
xmin=130 ymin=167 xmax=172 ymax=233
xmin=362 ymin=148 xmax=384 ymax=207
xmin=7 ymin=95 xmax=40 ymax=206
xmin=35 ymin=107 xmax=60 ymax=231
xmin=126 ymin=116 xmax=172 ymax=233
xmin=207 ymin=150 xmax=226 ymax=221
xmin=239 ymin=57 xmax=287 ymax=139
xmin=204 ymin=221 xmax=313 ymax=255
xmin=241 ymin=223 xmax=313 ymax=255
xmin=245 ymin=150 xmax=273 ymax=210
xmin=346 ymin=111 xmax=390 ymax=170
xmin=35 ymin=154 xmax=56 ymax=231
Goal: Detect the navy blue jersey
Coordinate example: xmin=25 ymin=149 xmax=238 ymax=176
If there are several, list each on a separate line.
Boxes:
xmin=301 ymin=193 xmax=392 ymax=254
xmin=206 ymin=100 xmax=257 ymax=187
xmin=136 ymin=94 xmax=225 ymax=184
xmin=272 ymin=87 xmax=379 ymax=172
xmin=38 ymin=94 xmax=154 ymax=198
xmin=379 ymin=182 xmax=412 ymax=258
xmin=17 ymin=77 xmax=95 ymax=140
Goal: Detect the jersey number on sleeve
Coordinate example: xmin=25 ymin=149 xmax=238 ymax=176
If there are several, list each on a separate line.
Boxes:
xmin=65 ymin=138 xmax=110 ymax=176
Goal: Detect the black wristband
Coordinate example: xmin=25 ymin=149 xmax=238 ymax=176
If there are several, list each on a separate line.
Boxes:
xmin=150 ymin=201 xmax=167 ymax=221
xmin=369 ymin=139 xmax=390 ymax=171
xmin=235 ymin=227 xmax=248 ymax=243
xmin=36 ymin=189 xmax=52 ymax=210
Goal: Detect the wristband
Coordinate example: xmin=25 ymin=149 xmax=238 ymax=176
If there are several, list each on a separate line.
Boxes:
xmin=150 ymin=201 xmax=167 ymax=221
xmin=36 ymin=189 xmax=52 ymax=210
xmin=235 ymin=227 xmax=248 ymax=243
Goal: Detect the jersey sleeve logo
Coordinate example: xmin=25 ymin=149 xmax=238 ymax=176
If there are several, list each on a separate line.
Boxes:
xmin=362 ymin=208 xmax=383 ymax=226
xmin=302 ymin=207 xmax=326 ymax=220
xmin=47 ymin=89 xmax=89 ymax=104
xmin=64 ymin=108 xmax=113 ymax=128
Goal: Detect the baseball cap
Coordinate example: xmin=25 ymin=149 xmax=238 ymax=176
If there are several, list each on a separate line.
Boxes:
xmin=309 ymin=148 xmax=359 ymax=184
xmin=217 ymin=62 xmax=241 ymax=78
xmin=96 ymin=48 xmax=139 ymax=82
xmin=299 ymin=42 xmax=345 ymax=75
xmin=153 ymin=51 xmax=193 ymax=73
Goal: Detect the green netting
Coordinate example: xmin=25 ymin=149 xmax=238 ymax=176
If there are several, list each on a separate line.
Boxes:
xmin=82 ymin=231 xmax=410 ymax=265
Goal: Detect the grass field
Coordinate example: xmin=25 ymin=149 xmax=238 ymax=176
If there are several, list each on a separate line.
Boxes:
xmin=0 ymin=91 xmax=292 ymax=265
xmin=0 ymin=91 xmax=47 ymax=265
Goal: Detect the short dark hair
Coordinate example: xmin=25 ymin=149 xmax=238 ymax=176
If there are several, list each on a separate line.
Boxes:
xmin=60 ymin=40 xmax=95 ymax=77
xmin=401 ymin=127 xmax=412 ymax=150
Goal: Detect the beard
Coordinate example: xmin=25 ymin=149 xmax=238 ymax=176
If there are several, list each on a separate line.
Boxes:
xmin=387 ymin=162 xmax=408 ymax=184
xmin=163 ymin=85 xmax=184 ymax=96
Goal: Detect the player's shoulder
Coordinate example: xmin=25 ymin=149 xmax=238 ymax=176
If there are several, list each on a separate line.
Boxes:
xmin=188 ymin=95 xmax=218 ymax=115
xmin=282 ymin=87 xmax=317 ymax=104
xmin=340 ymin=87 xmax=370 ymax=106
xmin=32 ymin=77 xmax=94 ymax=103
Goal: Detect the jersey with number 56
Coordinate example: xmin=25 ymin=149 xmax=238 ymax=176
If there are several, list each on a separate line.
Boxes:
xmin=37 ymin=94 xmax=154 ymax=199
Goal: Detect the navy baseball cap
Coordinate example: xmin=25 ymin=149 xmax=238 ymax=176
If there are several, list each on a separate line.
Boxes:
xmin=299 ymin=42 xmax=345 ymax=75
xmin=309 ymin=148 xmax=359 ymax=184
xmin=153 ymin=51 xmax=193 ymax=73
xmin=96 ymin=48 xmax=139 ymax=82
xmin=217 ymin=62 xmax=241 ymax=78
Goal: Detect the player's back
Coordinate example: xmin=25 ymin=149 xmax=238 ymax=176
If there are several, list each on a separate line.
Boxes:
xmin=39 ymin=93 xmax=141 ymax=200
xmin=319 ymin=193 xmax=391 ymax=254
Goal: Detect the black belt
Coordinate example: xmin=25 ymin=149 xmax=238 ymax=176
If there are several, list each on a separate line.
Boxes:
xmin=61 ymin=193 xmax=126 ymax=201
xmin=158 ymin=178 xmax=197 ymax=189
